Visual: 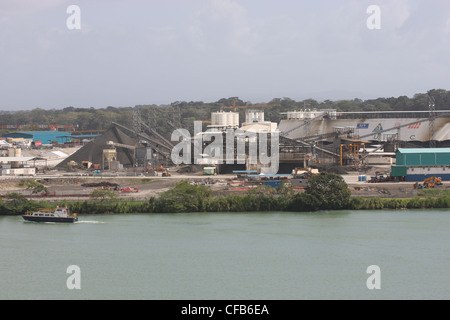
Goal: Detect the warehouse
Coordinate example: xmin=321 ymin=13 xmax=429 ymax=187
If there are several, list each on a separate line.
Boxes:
xmin=2 ymin=131 xmax=71 ymax=145
xmin=390 ymin=148 xmax=450 ymax=181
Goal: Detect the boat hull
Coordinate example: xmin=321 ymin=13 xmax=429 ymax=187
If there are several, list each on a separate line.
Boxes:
xmin=22 ymin=215 xmax=78 ymax=223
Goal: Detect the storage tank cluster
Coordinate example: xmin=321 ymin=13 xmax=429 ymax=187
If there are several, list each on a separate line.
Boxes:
xmin=211 ymin=111 xmax=239 ymax=128
xmin=245 ymin=110 xmax=265 ymax=123
xmin=8 ymin=147 xmax=22 ymax=157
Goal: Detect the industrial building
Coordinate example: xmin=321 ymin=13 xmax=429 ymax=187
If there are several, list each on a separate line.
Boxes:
xmin=56 ymin=126 xmax=142 ymax=170
xmin=56 ymin=121 xmax=173 ymax=172
xmin=2 ymin=131 xmax=72 ymax=146
xmin=274 ymin=109 xmax=450 ymax=170
xmin=390 ymin=148 xmax=450 ymax=181
xmin=279 ymin=110 xmax=450 ymax=145
xmin=49 ymin=105 xmax=449 ymax=175
xmin=0 ymin=147 xmax=46 ymax=176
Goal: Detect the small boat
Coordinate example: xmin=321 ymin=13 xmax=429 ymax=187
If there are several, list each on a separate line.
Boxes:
xmin=22 ymin=207 xmax=78 ymax=223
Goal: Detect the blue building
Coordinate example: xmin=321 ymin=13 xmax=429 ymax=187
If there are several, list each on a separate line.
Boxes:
xmin=2 ymin=131 xmax=72 ymax=145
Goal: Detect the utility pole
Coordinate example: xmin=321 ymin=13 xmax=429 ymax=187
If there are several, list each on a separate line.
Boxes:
xmin=132 ymin=108 xmax=142 ymax=174
xmin=427 ymin=94 xmax=436 ymax=148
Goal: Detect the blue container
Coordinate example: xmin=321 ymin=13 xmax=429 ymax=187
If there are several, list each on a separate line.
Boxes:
xmin=264 ymin=181 xmax=281 ymax=188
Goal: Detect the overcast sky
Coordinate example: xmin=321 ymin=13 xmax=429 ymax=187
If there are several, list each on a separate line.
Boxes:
xmin=0 ymin=0 xmax=449 ymax=110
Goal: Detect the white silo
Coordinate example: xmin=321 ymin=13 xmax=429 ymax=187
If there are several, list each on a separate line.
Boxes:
xmin=245 ymin=109 xmax=265 ymax=123
xmin=211 ymin=111 xmax=239 ymax=128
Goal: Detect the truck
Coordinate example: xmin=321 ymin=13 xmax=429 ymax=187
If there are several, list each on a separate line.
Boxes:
xmin=203 ymin=167 xmax=217 ymax=176
xmin=368 ymin=171 xmax=394 ymax=183
xmin=31 ymin=141 xmax=42 ymax=149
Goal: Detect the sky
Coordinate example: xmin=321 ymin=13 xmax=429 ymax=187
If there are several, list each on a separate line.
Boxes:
xmin=0 ymin=0 xmax=449 ymax=110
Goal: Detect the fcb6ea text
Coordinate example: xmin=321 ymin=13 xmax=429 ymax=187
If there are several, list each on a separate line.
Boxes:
xmin=181 ymin=304 xmax=269 ymax=317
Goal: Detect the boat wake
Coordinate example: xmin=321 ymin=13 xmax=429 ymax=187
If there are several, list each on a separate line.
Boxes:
xmin=76 ymin=220 xmax=105 ymax=224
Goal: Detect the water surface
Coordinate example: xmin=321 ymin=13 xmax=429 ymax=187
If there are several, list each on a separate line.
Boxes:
xmin=0 ymin=210 xmax=448 ymax=299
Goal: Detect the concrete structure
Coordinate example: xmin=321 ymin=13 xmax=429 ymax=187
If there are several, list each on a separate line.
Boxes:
xmin=390 ymin=148 xmax=450 ymax=181
xmin=0 ymin=156 xmax=44 ymax=176
xmin=279 ymin=110 xmax=450 ymax=144
xmin=241 ymin=109 xmax=278 ymax=133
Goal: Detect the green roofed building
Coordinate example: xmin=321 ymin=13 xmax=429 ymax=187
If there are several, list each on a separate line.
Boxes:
xmin=391 ymin=148 xmax=450 ymax=181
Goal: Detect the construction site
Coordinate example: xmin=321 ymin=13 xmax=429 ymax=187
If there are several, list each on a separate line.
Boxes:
xmin=1 ymin=100 xmax=449 ymax=200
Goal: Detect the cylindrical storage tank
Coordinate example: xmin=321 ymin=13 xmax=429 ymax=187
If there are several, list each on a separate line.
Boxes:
xmin=233 ymin=112 xmax=239 ymax=126
xmin=211 ymin=112 xmax=239 ymax=126
xmin=8 ymin=147 xmax=21 ymax=157
xmin=226 ymin=113 xmax=233 ymax=126
xmin=211 ymin=112 xmax=224 ymax=126
xmin=211 ymin=113 xmax=217 ymax=125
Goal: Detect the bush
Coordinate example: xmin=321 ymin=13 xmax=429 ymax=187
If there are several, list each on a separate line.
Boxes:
xmin=206 ymin=196 xmax=230 ymax=212
xmin=435 ymin=197 xmax=450 ymax=208
xmin=305 ymin=172 xmax=351 ymax=210
xmin=286 ymin=193 xmax=321 ymax=212
xmin=348 ymin=197 xmax=366 ymax=210
xmin=155 ymin=180 xmax=211 ymax=213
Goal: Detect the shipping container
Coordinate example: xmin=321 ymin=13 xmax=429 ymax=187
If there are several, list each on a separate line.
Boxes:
xmin=390 ymin=165 xmax=407 ymax=177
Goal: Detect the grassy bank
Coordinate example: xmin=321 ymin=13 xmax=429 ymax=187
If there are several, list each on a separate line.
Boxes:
xmin=1 ymin=194 xmax=448 ymax=216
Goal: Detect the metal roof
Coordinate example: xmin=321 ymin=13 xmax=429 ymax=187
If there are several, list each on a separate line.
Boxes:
xmin=0 ymin=156 xmax=45 ymax=162
xmin=397 ymin=148 xmax=450 ymax=154
xmin=2 ymin=131 xmax=71 ymax=143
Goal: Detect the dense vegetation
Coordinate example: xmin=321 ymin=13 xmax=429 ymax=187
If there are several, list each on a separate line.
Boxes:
xmin=0 ymin=89 xmax=448 ymax=136
xmin=1 ymin=173 xmax=448 ymax=216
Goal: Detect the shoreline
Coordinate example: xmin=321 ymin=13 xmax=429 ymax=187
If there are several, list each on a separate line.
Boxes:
xmin=1 ymin=189 xmax=448 ymax=216
xmin=1 ymin=173 xmax=449 ymax=215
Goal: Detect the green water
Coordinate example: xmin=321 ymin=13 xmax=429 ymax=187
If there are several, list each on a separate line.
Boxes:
xmin=0 ymin=210 xmax=448 ymax=300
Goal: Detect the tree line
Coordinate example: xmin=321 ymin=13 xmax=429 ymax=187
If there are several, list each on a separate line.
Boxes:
xmin=0 ymin=89 xmax=448 ymax=136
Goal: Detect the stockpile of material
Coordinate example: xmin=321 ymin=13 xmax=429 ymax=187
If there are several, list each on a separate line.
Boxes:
xmin=57 ymin=126 xmax=140 ymax=169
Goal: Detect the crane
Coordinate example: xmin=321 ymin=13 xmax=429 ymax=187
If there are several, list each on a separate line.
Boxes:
xmin=427 ymin=94 xmax=436 ymax=148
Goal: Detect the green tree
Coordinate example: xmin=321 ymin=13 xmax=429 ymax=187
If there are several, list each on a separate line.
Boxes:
xmin=305 ymin=172 xmax=351 ymax=210
xmin=3 ymin=193 xmax=32 ymax=215
xmin=18 ymin=179 xmax=48 ymax=198
xmin=156 ymin=180 xmax=212 ymax=213
xmin=90 ymin=189 xmax=118 ymax=202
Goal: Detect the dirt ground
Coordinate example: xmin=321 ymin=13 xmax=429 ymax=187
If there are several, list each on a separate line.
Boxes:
xmin=1 ymin=169 xmax=448 ymax=202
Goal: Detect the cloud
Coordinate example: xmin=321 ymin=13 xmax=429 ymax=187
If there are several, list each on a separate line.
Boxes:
xmin=187 ymin=0 xmax=259 ymax=54
xmin=380 ymin=0 xmax=411 ymax=29
xmin=0 ymin=0 xmax=70 ymax=24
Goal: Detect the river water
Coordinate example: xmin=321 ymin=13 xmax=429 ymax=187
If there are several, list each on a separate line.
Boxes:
xmin=0 ymin=210 xmax=448 ymax=300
